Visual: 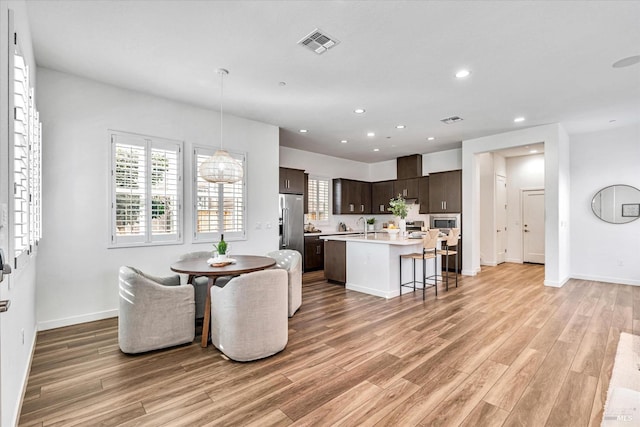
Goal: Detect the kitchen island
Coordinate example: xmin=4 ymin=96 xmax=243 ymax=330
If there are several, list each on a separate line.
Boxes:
xmin=321 ymin=233 xmax=441 ymax=299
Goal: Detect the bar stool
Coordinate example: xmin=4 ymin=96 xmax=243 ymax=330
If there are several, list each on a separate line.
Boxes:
xmin=399 ymin=233 xmax=438 ymax=300
xmin=437 ymin=228 xmax=460 ymax=290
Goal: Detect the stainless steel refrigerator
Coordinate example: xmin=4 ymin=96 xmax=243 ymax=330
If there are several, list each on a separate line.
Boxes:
xmin=279 ymin=194 xmax=304 ymax=258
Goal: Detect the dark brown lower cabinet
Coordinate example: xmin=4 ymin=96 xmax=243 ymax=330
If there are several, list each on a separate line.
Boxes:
xmin=442 ymin=236 xmax=462 ymax=273
xmin=304 ymin=235 xmax=324 ymax=272
xmin=324 ymin=240 xmax=346 ymax=284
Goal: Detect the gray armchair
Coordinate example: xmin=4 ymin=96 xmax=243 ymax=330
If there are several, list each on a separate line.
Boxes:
xmin=177 ymin=251 xmax=212 ymax=319
xmin=118 ymin=266 xmax=195 ymax=354
xmin=210 ymin=269 xmax=288 ymax=361
xmin=267 ymin=249 xmax=302 ymax=317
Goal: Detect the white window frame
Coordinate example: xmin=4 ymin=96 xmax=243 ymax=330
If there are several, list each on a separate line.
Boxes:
xmin=307 ymin=175 xmax=331 ymax=225
xmin=109 ymin=131 xmax=183 ymax=248
xmin=9 ymin=21 xmax=42 ymax=270
xmin=192 ymin=145 xmax=247 ymax=243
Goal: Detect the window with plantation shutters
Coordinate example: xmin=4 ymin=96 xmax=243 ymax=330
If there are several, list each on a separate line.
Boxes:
xmin=193 ymin=146 xmax=246 ymax=242
xmin=307 ymin=176 xmax=330 ymax=223
xmin=10 ymin=32 xmax=42 ymax=269
xmin=110 ymin=131 xmax=183 ymax=247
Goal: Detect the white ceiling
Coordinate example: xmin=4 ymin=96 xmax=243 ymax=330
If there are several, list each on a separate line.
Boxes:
xmin=25 ymin=0 xmax=640 ymax=163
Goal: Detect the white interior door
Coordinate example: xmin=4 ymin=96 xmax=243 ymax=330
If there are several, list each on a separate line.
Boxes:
xmin=495 ymin=175 xmax=507 ymax=264
xmin=523 ymin=189 xmax=545 ymax=264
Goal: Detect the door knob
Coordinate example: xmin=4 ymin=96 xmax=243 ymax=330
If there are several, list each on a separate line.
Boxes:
xmin=0 ymin=300 xmax=10 ymax=313
xmin=524 ymin=229 xmax=530 ymax=232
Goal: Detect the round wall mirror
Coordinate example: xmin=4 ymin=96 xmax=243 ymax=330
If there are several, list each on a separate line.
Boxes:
xmin=591 ymin=184 xmax=640 ymax=224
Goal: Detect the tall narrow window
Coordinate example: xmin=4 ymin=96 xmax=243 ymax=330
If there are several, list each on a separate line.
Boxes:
xmin=110 ymin=131 xmax=183 ymax=247
xmin=307 ymin=176 xmax=330 ymax=222
xmin=193 ymin=146 xmax=246 ymax=242
xmin=10 ymin=38 xmax=42 ymax=269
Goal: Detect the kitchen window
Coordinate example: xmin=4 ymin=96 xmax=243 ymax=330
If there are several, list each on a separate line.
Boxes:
xmin=193 ymin=146 xmax=246 ymax=242
xmin=109 ymin=131 xmax=183 ymax=247
xmin=307 ymin=176 xmax=330 ymax=223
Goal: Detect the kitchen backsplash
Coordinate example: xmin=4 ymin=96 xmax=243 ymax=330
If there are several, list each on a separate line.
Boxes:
xmin=305 ymin=204 xmax=429 ymax=232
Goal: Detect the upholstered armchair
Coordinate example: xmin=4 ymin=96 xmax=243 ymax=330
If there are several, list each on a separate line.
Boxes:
xmin=177 ymin=251 xmax=212 ymax=319
xmin=210 ymin=269 xmax=288 ymax=361
xmin=267 ymin=249 xmax=302 ymax=317
xmin=118 ymin=266 xmax=195 ymax=354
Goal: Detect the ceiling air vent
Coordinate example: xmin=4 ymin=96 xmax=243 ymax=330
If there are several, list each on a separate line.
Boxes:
xmin=440 ymin=116 xmax=464 ymax=124
xmin=298 ymin=28 xmax=339 ymax=55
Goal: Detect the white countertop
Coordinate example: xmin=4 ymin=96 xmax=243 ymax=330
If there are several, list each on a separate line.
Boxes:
xmin=320 ymin=233 xmax=425 ymax=245
xmin=304 ymin=231 xmax=363 ymax=236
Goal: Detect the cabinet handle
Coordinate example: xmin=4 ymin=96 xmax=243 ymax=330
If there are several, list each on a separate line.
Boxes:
xmin=361 ymin=204 xmax=364 ymax=212
xmin=444 ymin=201 xmax=447 ymax=210
xmin=349 ymin=204 xmax=354 ymax=212
xmin=316 ymin=245 xmax=321 ymax=255
xmin=380 ymin=204 xmax=384 ymax=212
xmin=403 ymin=189 xmax=407 ymax=197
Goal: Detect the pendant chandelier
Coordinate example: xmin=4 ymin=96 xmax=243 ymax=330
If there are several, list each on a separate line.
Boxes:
xmin=199 ymin=68 xmax=244 ymax=184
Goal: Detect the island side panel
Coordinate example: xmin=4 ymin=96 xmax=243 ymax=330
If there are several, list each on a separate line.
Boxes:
xmin=345 ymin=240 xmax=423 ymax=299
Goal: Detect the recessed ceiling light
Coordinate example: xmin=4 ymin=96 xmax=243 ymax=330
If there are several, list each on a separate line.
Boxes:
xmin=514 ymin=117 xmax=525 ymax=123
xmin=340 ymin=139 xmax=348 ymax=143
xmin=373 ymin=148 xmax=380 ymax=152
xmin=354 ymin=108 xmax=366 ymax=114
xmin=612 ymin=55 xmax=640 ymax=68
xmin=530 ymin=149 xmax=538 ymax=154
xmin=396 ymin=125 xmax=406 ymax=129
xmin=299 ymin=129 xmax=308 ymax=133
xmin=278 ymin=81 xmax=287 ymax=86
xmin=455 ymin=69 xmax=471 ymax=78
xmin=367 ymin=132 xmax=375 ymax=137
xmin=427 ymin=137 xmax=435 ymax=141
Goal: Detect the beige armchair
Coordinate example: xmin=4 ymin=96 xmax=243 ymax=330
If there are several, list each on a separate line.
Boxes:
xmin=267 ymin=249 xmax=302 ymax=317
xmin=210 ymin=269 xmax=288 ymax=361
xmin=118 ymin=266 xmax=195 ymax=354
xmin=177 ymin=251 xmax=212 ymax=319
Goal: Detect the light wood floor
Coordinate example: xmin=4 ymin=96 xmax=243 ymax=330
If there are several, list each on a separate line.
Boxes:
xmin=19 ymin=263 xmax=637 ymax=426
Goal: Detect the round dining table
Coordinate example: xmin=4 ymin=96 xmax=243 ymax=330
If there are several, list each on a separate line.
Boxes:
xmin=170 ymin=255 xmax=276 ymax=347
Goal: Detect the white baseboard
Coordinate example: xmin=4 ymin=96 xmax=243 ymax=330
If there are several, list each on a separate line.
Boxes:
xmin=481 ymin=261 xmax=498 ymax=267
xmin=461 ymin=268 xmax=478 ymax=276
xmin=37 ymin=309 xmax=118 ymax=331
xmin=570 ymin=274 xmax=640 ymax=287
xmin=505 ymin=257 xmax=523 ymax=263
xmin=345 ymin=283 xmax=399 ymax=299
xmin=544 ymin=276 xmax=570 ymax=288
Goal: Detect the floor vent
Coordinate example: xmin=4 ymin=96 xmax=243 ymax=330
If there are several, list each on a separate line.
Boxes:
xmin=440 ymin=116 xmax=464 ymax=124
xmin=298 ymin=28 xmax=339 ymax=55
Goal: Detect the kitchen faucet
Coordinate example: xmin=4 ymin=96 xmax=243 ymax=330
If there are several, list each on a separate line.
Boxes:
xmin=357 ymin=216 xmax=368 ymax=238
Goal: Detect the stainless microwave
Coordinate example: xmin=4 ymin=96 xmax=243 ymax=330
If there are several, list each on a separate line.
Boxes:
xmin=430 ymin=214 xmax=460 ymax=231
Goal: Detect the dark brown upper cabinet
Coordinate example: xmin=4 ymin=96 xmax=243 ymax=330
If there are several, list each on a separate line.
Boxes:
xmin=371 ymin=180 xmax=395 ymax=214
xmin=394 ymin=177 xmax=420 ymax=200
xmin=279 ymin=167 xmax=305 ymax=194
xmin=418 ymin=176 xmax=430 ymax=213
xmin=428 ymin=170 xmax=462 ymax=213
xmin=333 ymin=179 xmax=371 ymax=214
xmin=396 ymin=154 xmax=422 ymax=179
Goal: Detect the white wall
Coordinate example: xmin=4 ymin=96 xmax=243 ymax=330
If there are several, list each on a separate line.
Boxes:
xmin=0 ymin=1 xmax=39 ymax=425
xmin=36 ymin=68 xmax=280 ymax=330
xmin=505 ymin=154 xmax=545 ymax=262
xmin=570 ymin=124 xmax=640 ymax=285
xmin=462 ymin=123 xmax=570 ymax=287
xmin=478 ymin=153 xmax=495 ymax=265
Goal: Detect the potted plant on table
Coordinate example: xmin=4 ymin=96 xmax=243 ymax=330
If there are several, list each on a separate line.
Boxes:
xmin=388 ymin=194 xmax=408 ymax=235
xmin=214 ymin=234 xmax=228 ymax=260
